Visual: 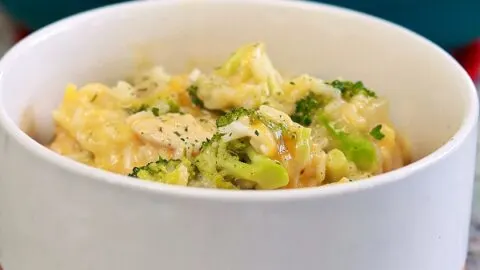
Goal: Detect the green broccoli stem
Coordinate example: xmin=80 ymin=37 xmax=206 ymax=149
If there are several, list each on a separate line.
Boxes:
xmin=294 ymin=127 xmax=312 ymax=169
xmin=216 ymin=46 xmax=247 ymax=76
xmin=219 ymin=148 xmax=289 ymax=190
xmin=317 ymin=113 xmax=378 ymax=171
xmin=290 ymin=93 xmax=322 ymax=126
xmin=129 ymin=158 xmax=192 ymax=186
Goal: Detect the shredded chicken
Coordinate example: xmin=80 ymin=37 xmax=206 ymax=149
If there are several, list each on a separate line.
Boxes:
xmin=127 ymin=112 xmax=213 ymax=159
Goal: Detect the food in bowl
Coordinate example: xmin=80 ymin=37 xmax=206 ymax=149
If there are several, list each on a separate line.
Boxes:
xmin=0 ymin=1 xmax=477 ymax=269
xmin=48 ymin=42 xmax=410 ymax=190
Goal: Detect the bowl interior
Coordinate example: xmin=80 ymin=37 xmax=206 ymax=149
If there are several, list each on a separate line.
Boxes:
xmin=0 ymin=0 xmax=475 ymax=165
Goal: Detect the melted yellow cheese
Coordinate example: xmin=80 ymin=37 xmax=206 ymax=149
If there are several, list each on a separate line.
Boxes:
xmin=47 ymin=42 xmax=411 ymax=189
xmin=51 ymin=84 xmax=168 ymax=174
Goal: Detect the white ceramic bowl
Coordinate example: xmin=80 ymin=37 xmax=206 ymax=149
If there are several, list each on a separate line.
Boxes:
xmin=0 ymin=0 xmax=478 ymax=269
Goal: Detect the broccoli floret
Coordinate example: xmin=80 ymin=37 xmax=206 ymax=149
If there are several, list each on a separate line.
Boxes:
xmin=129 ymin=157 xmax=193 ymax=186
xmin=193 ymin=134 xmax=238 ymax=189
xmin=216 ymin=107 xmax=288 ymax=138
xmin=328 ymin=80 xmax=376 ymax=100
xmin=192 ymin=43 xmax=284 ymax=111
xmin=194 ymin=133 xmax=289 ymax=190
xmin=216 ymin=107 xmax=254 ymax=127
xmin=187 ymin=84 xmax=204 ymax=108
xmin=291 ymin=93 xmax=323 ymax=126
xmin=317 ymin=113 xmax=378 ymax=171
xmin=215 ymin=105 xmax=314 ymax=184
xmin=227 ymin=137 xmax=250 ymax=153
xmin=216 ymin=42 xmax=283 ymax=95
xmin=218 ymin=105 xmax=311 ymax=157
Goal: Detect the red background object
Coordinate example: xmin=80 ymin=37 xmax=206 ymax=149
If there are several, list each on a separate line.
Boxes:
xmin=452 ymin=39 xmax=480 ymax=82
xmin=13 ymin=24 xmax=30 ymax=43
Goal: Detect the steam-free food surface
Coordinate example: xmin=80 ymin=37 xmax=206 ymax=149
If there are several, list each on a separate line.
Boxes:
xmin=48 ymin=43 xmax=410 ymax=190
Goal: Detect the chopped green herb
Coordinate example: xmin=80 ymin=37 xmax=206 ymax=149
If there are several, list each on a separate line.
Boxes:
xmin=90 ymin=94 xmax=98 ymax=102
xmin=370 ymin=124 xmax=385 ymax=140
xmin=290 ymin=81 xmax=296 ymax=85
xmin=167 ymin=100 xmax=180 ymax=113
xmin=187 ymin=85 xmax=204 ymax=107
xmin=254 ymin=130 xmax=260 ymax=136
xmin=216 ymin=107 xmax=253 ymax=127
xmin=127 ymin=104 xmax=149 ymax=114
xmin=328 ymin=80 xmax=377 ymax=100
xmin=290 ymin=93 xmax=322 ymax=126
xmin=128 ymin=157 xmax=193 ymax=186
xmin=174 ymin=131 xmax=181 ymax=137
xmin=151 ymin=107 xmax=160 ymax=117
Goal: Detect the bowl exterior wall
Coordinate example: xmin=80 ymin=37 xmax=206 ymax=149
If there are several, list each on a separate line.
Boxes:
xmin=0 ymin=126 xmax=477 ymax=270
xmin=0 ymin=1 xmax=477 ymax=269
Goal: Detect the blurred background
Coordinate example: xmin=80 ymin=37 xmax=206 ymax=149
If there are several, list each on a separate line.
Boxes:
xmin=0 ymin=0 xmax=478 ymax=268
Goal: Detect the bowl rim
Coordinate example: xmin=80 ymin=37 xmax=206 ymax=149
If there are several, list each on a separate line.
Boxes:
xmin=0 ymin=0 xmax=478 ymax=202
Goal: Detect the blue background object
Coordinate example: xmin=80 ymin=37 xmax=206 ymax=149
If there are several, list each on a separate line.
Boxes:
xmin=0 ymin=0 xmax=479 ymax=49
xmin=316 ymin=0 xmax=480 ymax=49
xmin=0 ymin=0 xmax=128 ymax=30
